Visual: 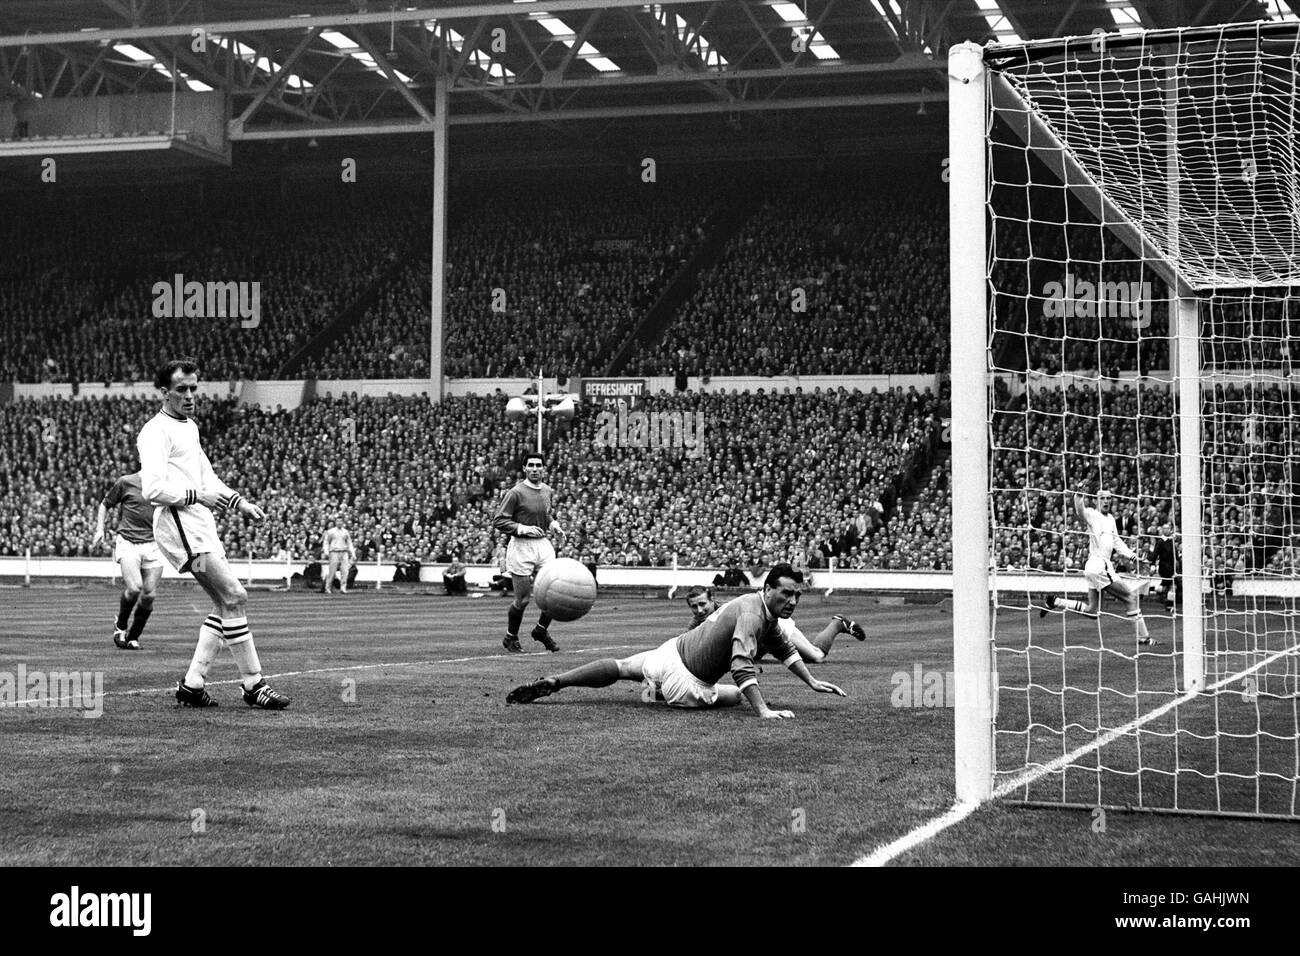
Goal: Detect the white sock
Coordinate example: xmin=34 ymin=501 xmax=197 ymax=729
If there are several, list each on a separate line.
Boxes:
xmin=222 ymin=616 xmax=263 ymax=690
xmin=1060 ymin=598 xmax=1090 ymax=613
xmin=1131 ymin=614 xmax=1150 ymax=639
xmin=184 ymin=615 xmax=225 ymax=688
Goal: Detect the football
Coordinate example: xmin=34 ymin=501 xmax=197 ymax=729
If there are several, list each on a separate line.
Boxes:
xmin=533 ymin=558 xmax=597 ymax=622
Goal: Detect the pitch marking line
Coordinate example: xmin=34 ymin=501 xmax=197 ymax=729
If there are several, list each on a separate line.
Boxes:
xmin=853 ymin=641 xmax=1300 ymax=866
xmin=0 ymin=644 xmax=642 ymax=707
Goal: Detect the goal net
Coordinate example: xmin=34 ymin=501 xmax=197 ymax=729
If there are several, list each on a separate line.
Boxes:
xmin=950 ymin=22 xmax=1300 ymax=819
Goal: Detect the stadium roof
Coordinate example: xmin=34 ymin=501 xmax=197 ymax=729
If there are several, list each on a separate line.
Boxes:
xmin=0 ymin=0 xmax=1291 ymax=142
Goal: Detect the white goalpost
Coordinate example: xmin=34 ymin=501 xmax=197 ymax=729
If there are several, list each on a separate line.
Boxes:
xmin=951 ymin=21 xmax=1300 ymax=819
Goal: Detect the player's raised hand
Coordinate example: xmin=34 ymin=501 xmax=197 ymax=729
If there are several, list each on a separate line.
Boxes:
xmin=91 ymin=529 xmax=103 ymax=549
xmin=809 ymin=678 xmax=847 ymax=697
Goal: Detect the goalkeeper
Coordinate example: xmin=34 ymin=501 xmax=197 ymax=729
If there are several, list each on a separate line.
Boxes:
xmin=685 ymin=584 xmax=866 ymax=662
xmin=1040 ymin=490 xmax=1157 ymax=646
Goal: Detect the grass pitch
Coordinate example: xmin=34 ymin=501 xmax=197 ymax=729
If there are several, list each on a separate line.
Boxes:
xmin=1 ymin=585 xmax=1296 ymax=865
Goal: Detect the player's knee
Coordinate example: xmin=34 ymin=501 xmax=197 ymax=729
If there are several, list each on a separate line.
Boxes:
xmin=123 ymin=587 xmax=141 ymax=601
xmin=137 ymin=594 xmax=155 ymax=610
xmin=223 ymin=583 xmax=248 ymax=610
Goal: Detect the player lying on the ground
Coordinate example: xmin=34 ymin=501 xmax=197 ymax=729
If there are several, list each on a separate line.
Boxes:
xmin=685 ymin=584 xmax=865 ymax=662
xmin=93 ymin=471 xmax=163 ymax=650
xmin=1039 ymin=489 xmax=1157 ymax=646
xmin=507 ymin=565 xmax=846 ymax=718
xmin=138 ymin=357 xmax=291 ymax=709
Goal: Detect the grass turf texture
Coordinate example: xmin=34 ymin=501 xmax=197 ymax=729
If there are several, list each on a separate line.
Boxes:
xmin=0 ymin=586 xmax=1296 ymax=865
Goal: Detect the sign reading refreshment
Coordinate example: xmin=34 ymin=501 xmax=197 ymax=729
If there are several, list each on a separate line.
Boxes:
xmin=582 ymin=378 xmax=647 ymax=409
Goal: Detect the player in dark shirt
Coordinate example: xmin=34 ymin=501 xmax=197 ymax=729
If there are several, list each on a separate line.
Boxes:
xmin=93 ymin=472 xmax=163 ymax=650
xmin=507 ymin=566 xmax=847 ymax=718
xmin=492 ymin=450 xmax=566 ymax=653
xmin=1150 ymin=522 xmax=1179 ymax=613
xmin=685 ymin=584 xmax=866 ymax=662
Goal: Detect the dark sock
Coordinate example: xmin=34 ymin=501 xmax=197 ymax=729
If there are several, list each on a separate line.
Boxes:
xmin=507 ymin=604 xmax=525 ymax=637
xmin=537 ymin=613 xmax=553 ymax=630
xmin=127 ymin=601 xmax=153 ymax=641
xmin=116 ymin=594 xmax=136 ymax=630
xmin=554 ymin=659 xmax=620 ymax=689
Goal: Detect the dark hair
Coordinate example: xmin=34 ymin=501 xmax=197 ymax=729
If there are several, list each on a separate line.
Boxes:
xmin=154 ymin=357 xmax=199 ymax=390
xmin=523 ymin=451 xmax=545 ymax=467
xmin=685 ymin=585 xmax=712 ymax=601
xmin=763 ymin=564 xmax=804 ymax=589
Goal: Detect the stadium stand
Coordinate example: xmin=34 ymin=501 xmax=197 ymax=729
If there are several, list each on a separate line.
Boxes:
xmin=0 ymin=186 xmax=421 ymax=383
xmin=3 ymin=168 xmax=965 ymax=385
xmin=307 ymin=175 xmax=721 ymax=380
xmin=0 ymin=386 xmax=944 ymax=570
xmin=625 ymin=172 xmax=949 ymax=377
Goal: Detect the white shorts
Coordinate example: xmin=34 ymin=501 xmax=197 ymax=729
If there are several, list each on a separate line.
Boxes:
xmin=153 ymin=504 xmax=227 ymax=573
xmin=640 ymin=638 xmax=720 ymax=709
xmin=114 ymin=535 xmax=164 ymax=570
xmin=1084 ymin=555 xmax=1118 ymax=591
xmin=506 ymin=535 xmax=556 ymax=577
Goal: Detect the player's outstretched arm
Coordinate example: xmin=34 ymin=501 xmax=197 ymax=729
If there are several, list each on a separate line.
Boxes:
xmin=740 ymin=683 xmax=793 ymax=719
xmin=1073 ymin=492 xmax=1088 ymax=522
xmin=786 ymin=657 xmax=847 ymax=698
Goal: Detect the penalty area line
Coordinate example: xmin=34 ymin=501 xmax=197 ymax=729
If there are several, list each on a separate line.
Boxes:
xmin=0 ymin=644 xmax=642 ymax=707
xmin=852 ymin=640 xmax=1300 ymax=867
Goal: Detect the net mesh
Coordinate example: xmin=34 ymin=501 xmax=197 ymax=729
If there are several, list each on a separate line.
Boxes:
xmin=985 ymin=24 xmax=1300 ymax=817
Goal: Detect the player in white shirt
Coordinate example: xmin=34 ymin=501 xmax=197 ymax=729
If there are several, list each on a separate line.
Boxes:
xmin=1040 ymin=490 xmax=1156 ymax=645
xmin=138 ymin=358 xmax=291 ymax=709
xmin=321 ymin=521 xmax=356 ymax=595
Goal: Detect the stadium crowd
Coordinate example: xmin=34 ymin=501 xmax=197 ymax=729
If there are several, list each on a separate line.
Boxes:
xmin=5 ymin=379 xmax=1294 ymax=585
xmin=983 ymin=381 xmax=1296 ymax=582
xmin=308 ymin=178 xmax=720 ymax=380
xmin=0 ymin=187 xmax=421 ymax=384
xmin=3 ymin=169 xmax=965 ymax=386
xmin=4 ymin=171 xmax=1296 ymax=588
xmin=0 ymin=387 xmax=944 ymax=575
xmin=988 ymin=184 xmax=1172 ymax=376
xmin=627 ymin=173 xmax=949 ymax=377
